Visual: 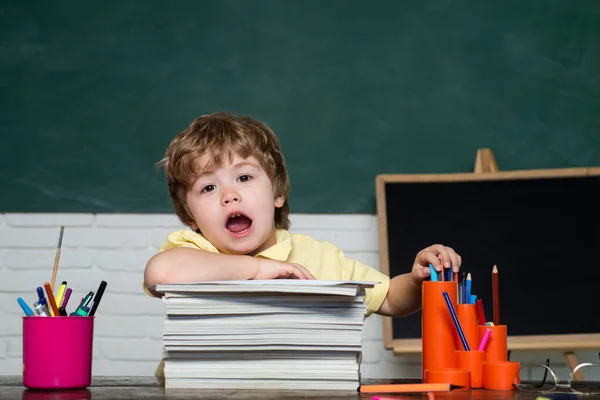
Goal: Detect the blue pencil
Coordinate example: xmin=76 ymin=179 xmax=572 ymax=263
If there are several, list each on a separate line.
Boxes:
xmin=466 ymin=273 xmax=472 ymax=303
xmin=442 ymin=291 xmax=470 ymax=351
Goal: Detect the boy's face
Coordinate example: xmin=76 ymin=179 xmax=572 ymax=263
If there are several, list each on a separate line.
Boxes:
xmin=186 ymin=152 xmax=284 ymax=256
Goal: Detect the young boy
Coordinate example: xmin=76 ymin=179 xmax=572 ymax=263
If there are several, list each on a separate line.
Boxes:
xmin=144 ymin=111 xmax=461 ymax=318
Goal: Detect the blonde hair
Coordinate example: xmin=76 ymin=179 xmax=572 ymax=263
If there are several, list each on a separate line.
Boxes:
xmin=158 ymin=111 xmax=290 ymax=230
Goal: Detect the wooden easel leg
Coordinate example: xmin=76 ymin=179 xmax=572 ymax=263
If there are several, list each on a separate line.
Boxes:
xmin=564 ymin=352 xmax=585 ymax=381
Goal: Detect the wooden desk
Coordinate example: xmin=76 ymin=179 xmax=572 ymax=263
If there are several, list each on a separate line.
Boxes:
xmin=0 ymin=376 xmax=574 ymax=399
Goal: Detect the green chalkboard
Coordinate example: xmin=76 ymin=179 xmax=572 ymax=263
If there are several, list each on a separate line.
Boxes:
xmin=1 ymin=1 xmax=600 ymax=213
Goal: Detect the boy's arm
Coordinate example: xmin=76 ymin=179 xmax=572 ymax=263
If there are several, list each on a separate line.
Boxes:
xmin=144 ymin=247 xmax=314 ymax=294
xmin=376 ymin=273 xmax=422 ymax=317
xmin=376 ymin=244 xmax=462 ymax=317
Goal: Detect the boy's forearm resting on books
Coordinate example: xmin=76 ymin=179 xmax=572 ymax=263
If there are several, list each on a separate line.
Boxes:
xmin=144 ymin=247 xmax=315 ymax=290
xmin=377 ymin=273 xmax=422 ymax=317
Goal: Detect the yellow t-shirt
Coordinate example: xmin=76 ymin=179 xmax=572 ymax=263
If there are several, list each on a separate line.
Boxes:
xmin=145 ymin=229 xmax=390 ymax=382
xmin=146 ymin=229 xmax=390 ymax=315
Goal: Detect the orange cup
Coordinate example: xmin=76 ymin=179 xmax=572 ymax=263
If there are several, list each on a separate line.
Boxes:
xmin=456 ymin=350 xmax=484 ymax=388
xmin=456 ymin=304 xmax=478 ymax=351
xmin=478 ymin=324 xmax=507 ymax=362
xmin=483 ymin=361 xmax=520 ymax=390
xmin=424 ymin=368 xmax=471 ymax=388
xmin=422 ymin=281 xmax=459 ymax=380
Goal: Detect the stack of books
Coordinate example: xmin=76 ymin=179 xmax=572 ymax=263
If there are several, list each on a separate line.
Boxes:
xmin=154 ymin=280 xmax=375 ymax=390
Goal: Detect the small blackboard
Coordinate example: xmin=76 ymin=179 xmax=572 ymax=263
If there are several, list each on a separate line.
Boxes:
xmin=376 ymin=167 xmax=600 ymax=353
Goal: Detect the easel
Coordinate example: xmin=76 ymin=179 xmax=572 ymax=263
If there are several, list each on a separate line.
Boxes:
xmin=473 ymin=148 xmax=584 ymax=380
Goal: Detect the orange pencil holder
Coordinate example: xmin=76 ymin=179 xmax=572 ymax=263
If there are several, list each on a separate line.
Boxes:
xmin=456 ymin=350 xmax=484 ymax=388
xmin=422 ymin=281 xmax=458 ymax=381
xmin=455 ymin=304 xmax=478 ymax=351
xmin=424 ymin=368 xmax=471 ymax=388
xmin=478 ymin=324 xmax=507 ymax=362
xmin=483 ymin=361 xmax=520 ymax=390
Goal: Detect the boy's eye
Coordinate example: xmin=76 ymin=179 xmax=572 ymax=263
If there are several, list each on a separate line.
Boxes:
xmin=201 ymin=185 xmax=215 ymax=193
xmin=238 ymin=175 xmax=252 ymax=183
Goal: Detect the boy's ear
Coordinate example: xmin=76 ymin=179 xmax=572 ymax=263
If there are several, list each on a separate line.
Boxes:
xmin=274 ymin=195 xmax=285 ymax=208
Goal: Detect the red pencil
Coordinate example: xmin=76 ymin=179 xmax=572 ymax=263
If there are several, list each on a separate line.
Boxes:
xmin=492 ymin=265 xmax=499 ymax=325
xmin=476 ymin=298 xmax=486 ymax=325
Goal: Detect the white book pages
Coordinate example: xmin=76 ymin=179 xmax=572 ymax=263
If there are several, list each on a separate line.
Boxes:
xmin=155 ymin=280 xmax=376 ymax=296
xmin=164 ymin=345 xmax=361 ymax=352
xmin=165 ymin=359 xmax=357 ymax=368
xmin=163 ymin=368 xmax=357 ymax=380
xmin=164 ymin=378 xmax=359 ymax=390
xmin=163 ymin=322 xmax=362 ymax=334
xmin=163 ymin=314 xmax=364 ymax=326
xmin=163 ymin=350 xmax=360 ymax=361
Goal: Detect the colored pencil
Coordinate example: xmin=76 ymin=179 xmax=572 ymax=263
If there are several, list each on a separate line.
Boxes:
xmin=476 ymin=298 xmax=486 ymax=325
xmin=492 ymin=265 xmax=500 ymax=325
xmin=43 ymin=282 xmax=60 ymax=317
xmin=466 ymin=273 xmax=472 ymax=303
xmin=442 ymin=291 xmax=470 ymax=351
xmin=360 ymin=383 xmax=457 ymax=393
xmin=50 ymin=226 xmax=65 ymax=291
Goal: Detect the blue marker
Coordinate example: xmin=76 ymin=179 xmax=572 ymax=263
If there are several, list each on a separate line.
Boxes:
xmin=429 ymin=264 xmax=438 ymax=281
xmin=17 ymin=298 xmax=33 ymax=316
xmin=36 ymin=287 xmax=47 ymax=305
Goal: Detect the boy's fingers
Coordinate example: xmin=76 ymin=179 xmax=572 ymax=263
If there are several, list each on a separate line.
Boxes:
xmin=414 ymin=266 xmax=430 ymax=280
xmin=419 ymin=251 xmax=442 ymax=271
xmin=446 ymin=248 xmax=461 ymax=272
xmin=294 ymin=263 xmax=315 ymax=280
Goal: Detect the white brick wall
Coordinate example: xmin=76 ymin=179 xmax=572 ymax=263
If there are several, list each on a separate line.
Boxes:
xmin=0 ymin=213 xmax=595 ymax=379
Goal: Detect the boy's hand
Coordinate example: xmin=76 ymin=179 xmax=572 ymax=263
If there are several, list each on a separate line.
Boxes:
xmin=411 ymin=244 xmax=461 ymax=285
xmin=255 ymin=258 xmax=316 ymax=280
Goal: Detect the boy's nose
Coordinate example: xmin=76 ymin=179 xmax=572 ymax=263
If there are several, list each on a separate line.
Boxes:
xmin=221 ymin=190 xmax=240 ymax=205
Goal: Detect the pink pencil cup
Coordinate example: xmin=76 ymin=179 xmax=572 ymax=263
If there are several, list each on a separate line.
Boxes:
xmin=23 ymin=316 xmax=94 ymax=390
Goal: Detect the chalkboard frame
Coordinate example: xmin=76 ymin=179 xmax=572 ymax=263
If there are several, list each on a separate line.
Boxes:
xmin=376 ymin=166 xmax=600 ymax=354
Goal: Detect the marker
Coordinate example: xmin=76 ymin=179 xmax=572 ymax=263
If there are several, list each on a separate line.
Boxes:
xmin=470 ymin=295 xmax=477 ymax=305
xmin=81 ymin=291 xmax=94 ymax=308
xmin=61 ymin=288 xmax=72 ymax=308
xmin=43 ymin=282 xmax=60 ymax=317
xmin=429 ymin=264 xmax=438 ymax=281
xmin=55 ymin=281 xmax=67 ymax=310
xmin=88 ymin=281 xmax=107 ymax=316
xmin=70 ymin=306 xmax=90 ymax=317
xmin=58 ymin=307 xmax=68 ymax=316
xmin=36 ymin=287 xmax=47 ymax=306
xmin=33 ymin=302 xmax=50 ymax=316
xmin=17 ymin=298 xmax=33 ymax=316
xmin=478 ymin=328 xmax=492 ymax=351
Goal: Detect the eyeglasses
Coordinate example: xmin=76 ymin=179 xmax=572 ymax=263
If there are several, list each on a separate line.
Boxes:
xmin=514 ymin=356 xmax=600 ymax=396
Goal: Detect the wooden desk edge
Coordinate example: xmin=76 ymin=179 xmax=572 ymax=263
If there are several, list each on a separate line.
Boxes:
xmin=390 ymin=334 xmax=600 ymax=354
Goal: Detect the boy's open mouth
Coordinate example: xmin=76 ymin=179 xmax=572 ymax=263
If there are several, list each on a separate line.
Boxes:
xmin=226 ymin=212 xmax=253 ymax=234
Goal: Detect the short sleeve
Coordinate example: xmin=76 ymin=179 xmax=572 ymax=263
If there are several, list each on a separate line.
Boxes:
xmin=142 ymin=230 xmax=220 ymax=297
xmin=342 ymin=254 xmax=390 ymax=317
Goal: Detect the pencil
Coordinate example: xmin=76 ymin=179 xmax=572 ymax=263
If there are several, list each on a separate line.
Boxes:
xmin=360 ymin=383 xmax=454 ymax=393
xmin=43 ymin=282 xmax=60 ymax=317
xmin=442 ymin=291 xmax=470 ymax=351
xmin=492 ymin=265 xmax=500 ymax=325
xmin=50 ymin=226 xmax=65 ymax=291
xmin=476 ymin=298 xmax=486 ymax=325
